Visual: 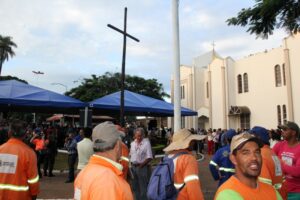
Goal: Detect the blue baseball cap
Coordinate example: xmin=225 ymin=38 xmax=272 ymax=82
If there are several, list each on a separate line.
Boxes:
xmin=250 ymin=126 xmax=269 ymax=144
xmin=34 ymin=128 xmax=42 ymax=134
xmin=225 ymin=129 xmax=237 ymax=140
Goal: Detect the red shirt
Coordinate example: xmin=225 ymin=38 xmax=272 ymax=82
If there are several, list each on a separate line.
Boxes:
xmin=273 ymin=141 xmax=300 ymax=193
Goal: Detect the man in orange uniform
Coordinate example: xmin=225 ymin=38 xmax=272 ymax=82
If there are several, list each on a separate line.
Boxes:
xmin=250 ymin=126 xmax=287 ymax=199
xmin=116 ymin=124 xmax=130 ymax=180
xmin=74 ymin=121 xmax=133 ymax=200
xmin=214 ymin=132 xmax=282 ymax=200
xmin=0 ymin=120 xmax=39 ymax=200
xmin=163 ymin=129 xmax=206 ymax=200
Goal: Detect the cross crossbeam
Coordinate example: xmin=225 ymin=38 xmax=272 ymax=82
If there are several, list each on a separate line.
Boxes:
xmin=107 ymin=7 xmax=139 ymax=127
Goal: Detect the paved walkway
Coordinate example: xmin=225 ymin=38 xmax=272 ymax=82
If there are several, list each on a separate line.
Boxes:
xmin=37 ymin=154 xmax=217 ymax=200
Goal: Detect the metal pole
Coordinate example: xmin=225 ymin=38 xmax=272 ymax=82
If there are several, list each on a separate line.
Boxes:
xmin=172 ymin=0 xmax=181 ymax=132
xmin=120 ymin=7 xmax=127 ymax=127
xmin=84 ymin=107 xmax=88 ymax=128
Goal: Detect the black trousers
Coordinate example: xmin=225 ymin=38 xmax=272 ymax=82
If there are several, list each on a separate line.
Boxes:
xmin=36 ymin=150 xmax=45 ymax=177
xmin=44 ymin=152 xmax=56 ymax=175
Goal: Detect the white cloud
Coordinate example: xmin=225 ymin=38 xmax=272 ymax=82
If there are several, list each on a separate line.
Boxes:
xmin=0 ymin=0 xmax=291 ymax=96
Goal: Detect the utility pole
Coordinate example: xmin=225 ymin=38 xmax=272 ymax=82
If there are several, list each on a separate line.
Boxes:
xmin=172 ymin=0 xmax=181 ymax=132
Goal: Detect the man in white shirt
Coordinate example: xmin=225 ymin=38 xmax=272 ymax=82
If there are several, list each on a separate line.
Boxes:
xmin=130 ymin=128 xmax=153 ymax=200
xmin=77 ymin=127 xmax=94 ymax=170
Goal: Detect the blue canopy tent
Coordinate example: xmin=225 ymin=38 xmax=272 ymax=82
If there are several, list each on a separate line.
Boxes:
xmin=89 ymin=90 xmax=197 ymax=117
xmin=0 ymin=80 xmax=87 ymax=114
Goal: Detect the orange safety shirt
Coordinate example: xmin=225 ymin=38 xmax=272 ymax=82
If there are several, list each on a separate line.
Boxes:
xmin=120 ymin=142 xmax=129 ymax=180
xmin=172 ymin=150 xmax=204 ymax=200
xmin=259 ymin=145 xmax=287 ymax=199
xmin=0 ymin=138 xmax=39 ymax=200
xmin=74 ymin=154 xmax=133 ymax=200
xmin=214 ymin=176 xmax=282 ymax=200
xmin=32 ymin=138 xmax=45 ymax=151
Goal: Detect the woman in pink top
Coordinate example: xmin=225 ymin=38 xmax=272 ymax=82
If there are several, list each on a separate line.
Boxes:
xmin=273 ymin=121 xmax=300 ymax=200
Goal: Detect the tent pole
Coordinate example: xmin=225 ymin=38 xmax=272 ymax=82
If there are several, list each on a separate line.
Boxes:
xmin=84 ymin=107 xmax=88 ymax=127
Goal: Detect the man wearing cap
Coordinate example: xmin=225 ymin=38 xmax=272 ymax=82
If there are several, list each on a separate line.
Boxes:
xmin=274 ymin=121 xmax=300 ymax=200
xmin=214 ymin=132 xmax=282 ymax=200
xmin=250 ymin=126 xmax=286 ymax=199
xmin=130 ymin=128 xmax=153 ymax=200
xmin=209 ymin=129 xmax=236 ymax=186
xmin=163 ymin=128 xmax=206 ymax=200
xmin=74 ymin=121 xmax=133 ymax=200
xmin=0 ymin=120 xmax=39 ymax=200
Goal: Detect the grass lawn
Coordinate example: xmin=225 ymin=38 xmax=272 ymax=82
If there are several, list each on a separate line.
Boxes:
xmin=54 ymin=152 xmax=75 ymax=171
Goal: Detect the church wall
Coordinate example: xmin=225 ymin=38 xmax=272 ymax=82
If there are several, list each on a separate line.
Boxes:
xmin=286 ymin=34 xmax=300 ymax=123
xmin=210 ymin=58 xmax=226 ymax=129
xmin=235 ymin=47 xmax=287 ymax=129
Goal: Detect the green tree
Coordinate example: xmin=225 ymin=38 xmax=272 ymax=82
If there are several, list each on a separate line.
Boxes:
xmin=0 ymin=75 xmax=27 ymax=83
xmin=66 ymin=72 xmax=170 ymax=102
xmin=0 ymin=35 xmax=17 ymax=75
xmin=227 ymin=0 xmax=300 ymax=38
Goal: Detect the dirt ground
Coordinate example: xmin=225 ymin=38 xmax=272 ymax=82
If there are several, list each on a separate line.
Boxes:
xmin=37 ymin=155 xmax=218 ymax=200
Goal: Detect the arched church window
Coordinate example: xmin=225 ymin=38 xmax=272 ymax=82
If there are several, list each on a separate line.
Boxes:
xmin=243 ymin=73 xmax=249 ymax=92
xmin=237 ymin=74 xmax=242 ymax=93
xmin=275 ymin=65 xmax=282 ymax=87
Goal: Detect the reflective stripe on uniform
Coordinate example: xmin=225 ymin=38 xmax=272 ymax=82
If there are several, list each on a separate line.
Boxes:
xmin=274 ymin=183 xmax=282 ymax=190
xmin=120 ymin=156 xmax=129 ymax=162
xmin=174 ymin=183 xmax=185 ymax=189
xmin=27 ymin=175 xmax=39 ymax=184
xmin=0 ymin=184 xmax=29 ymax=191
xmin=184 ymin=174 xmax=199 ymax=183
xmin=209 ymin=160 xmax=218 ymax=167
xmin=219 ymin=167 xmax=235 ymax=173
xmin=259 ymin=177 xmax=282 ymax=189
xmin=258 ymin=177 xmax=272 ymax=185
xmin=174 ymin=174 xmax=199 ymax=189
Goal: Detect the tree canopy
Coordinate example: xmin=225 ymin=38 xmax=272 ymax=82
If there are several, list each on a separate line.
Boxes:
xmin=0 ymin=75 xmax=27 ymax=84
xmin=66 ymin=72 xmax=170 ymax=102
xmin=0 ymin=35 xmax=17 ymax=75
xmin=227 ymin=0 xmax=300 ymax=38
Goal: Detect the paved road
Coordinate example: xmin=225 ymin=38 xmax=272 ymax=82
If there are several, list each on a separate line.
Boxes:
xmin=38 ymin=155 xmax=218 ymax=200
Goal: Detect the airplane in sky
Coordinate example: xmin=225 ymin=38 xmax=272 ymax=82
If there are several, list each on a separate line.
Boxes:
xmin=32 ymin=71 xmax=44 ymax=75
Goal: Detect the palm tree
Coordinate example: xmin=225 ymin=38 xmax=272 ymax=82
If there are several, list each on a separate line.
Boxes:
xmin=0 ymin=35 xmax=17 ymax=76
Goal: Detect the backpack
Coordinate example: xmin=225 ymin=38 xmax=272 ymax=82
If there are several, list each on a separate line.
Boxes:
xmin=147 ymin=152 xmax=188 ymax=200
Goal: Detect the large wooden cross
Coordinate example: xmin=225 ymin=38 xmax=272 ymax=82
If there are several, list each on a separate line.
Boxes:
xmin=108 ymin=7 xmax=139 ymax=127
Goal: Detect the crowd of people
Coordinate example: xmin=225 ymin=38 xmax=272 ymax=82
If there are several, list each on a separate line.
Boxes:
xmin=0 ymin=119 xmax=299 ymax=200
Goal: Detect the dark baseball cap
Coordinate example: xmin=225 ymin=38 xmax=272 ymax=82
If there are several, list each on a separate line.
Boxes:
xmin=278 ymin=121 xmax=300 ymax=135
xmin=250 ymin=126 xmax=269 ymax=144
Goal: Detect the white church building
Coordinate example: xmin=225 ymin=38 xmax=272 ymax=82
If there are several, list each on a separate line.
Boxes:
xmin=170 ymin=34 xmax=300 ymax=130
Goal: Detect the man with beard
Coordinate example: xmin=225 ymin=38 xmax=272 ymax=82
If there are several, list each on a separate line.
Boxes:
xmin=214 ymin=132 xmax=282 ymax=200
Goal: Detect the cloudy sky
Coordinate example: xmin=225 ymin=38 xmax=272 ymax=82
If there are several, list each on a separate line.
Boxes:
xmin=0 ymin=0 xmax=287 ymax=95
